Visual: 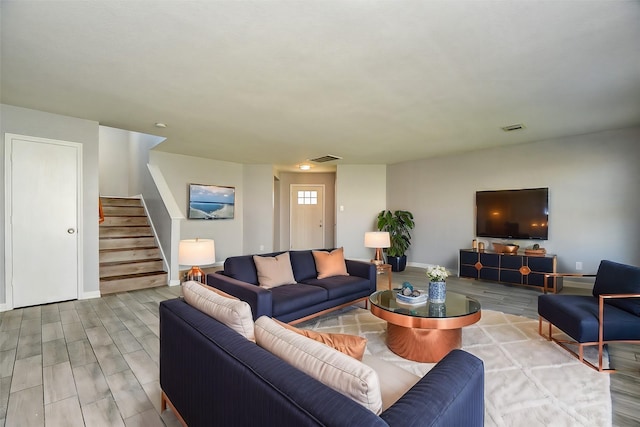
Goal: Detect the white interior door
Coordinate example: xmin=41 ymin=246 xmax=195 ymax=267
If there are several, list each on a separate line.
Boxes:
xmin=6 ymin=134 xmax=81 ymax=308
xmin=290 ymin=185 xmax=324 ymax=249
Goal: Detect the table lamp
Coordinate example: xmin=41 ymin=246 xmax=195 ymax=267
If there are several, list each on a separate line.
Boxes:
xmin=364 ymin=231 xmax=390 ymax=266
xmin=179 ymin=238 xmax=216 ymax=284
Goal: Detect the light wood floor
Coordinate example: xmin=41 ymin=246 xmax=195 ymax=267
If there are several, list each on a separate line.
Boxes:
xmin=0 ymin=267 xmax=637 ymax=426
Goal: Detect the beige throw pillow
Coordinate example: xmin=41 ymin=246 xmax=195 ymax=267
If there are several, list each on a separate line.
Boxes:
xmin=274 ymin=319 xmax=367 ymax=361
xmin=312 ymin=247 xmax=349 ymax=279
xmin=182 ymin=280 xmax=255 ymax=342
xmin=255 ymin=316 xmax=382 ymax=414
xmin=253 ymin=252 xmax=297 ymax=289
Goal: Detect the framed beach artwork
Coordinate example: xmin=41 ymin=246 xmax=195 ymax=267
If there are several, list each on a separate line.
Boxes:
xmin=188 ymin=184 xmax=235 ymax=219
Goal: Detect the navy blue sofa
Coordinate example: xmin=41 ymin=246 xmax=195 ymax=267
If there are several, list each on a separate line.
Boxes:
xmin=538 ymin=260 xmax=640 ymax=371
xmin=207 ymin=250 xmax=376 ymax=324
xmin=160 ymin=298 xmax=485 ymax=427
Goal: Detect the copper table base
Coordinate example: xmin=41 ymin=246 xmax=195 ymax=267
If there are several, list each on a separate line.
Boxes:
xmin=369 ymin=290 xmax=481 ymax=364
xmin=386 ymin=323 xmax=462 ymax=362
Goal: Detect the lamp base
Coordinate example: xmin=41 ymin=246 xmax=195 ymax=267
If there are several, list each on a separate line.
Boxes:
xmin=371 ymin=248 xmax=385 ymax=266
xmin=185 ymin=266 xmax=206 ymax=284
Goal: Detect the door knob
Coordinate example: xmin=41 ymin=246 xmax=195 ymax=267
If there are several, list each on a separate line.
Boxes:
xmin=67 ymin=228 xmax=75 ymax=234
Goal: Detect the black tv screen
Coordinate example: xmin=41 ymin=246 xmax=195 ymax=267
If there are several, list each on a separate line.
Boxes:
xmin=476 ymin=188 xmax=549 ymax=240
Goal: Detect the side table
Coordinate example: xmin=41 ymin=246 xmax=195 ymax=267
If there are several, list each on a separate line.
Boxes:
xmin=375 ymin=263 xmax=392 ymax=289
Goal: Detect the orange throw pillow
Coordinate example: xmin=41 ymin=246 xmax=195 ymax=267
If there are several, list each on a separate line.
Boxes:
xmin=275 ymin=319 xmax=367 ymax=361
xmin=312 ymin=247 xmax=349 ymax=279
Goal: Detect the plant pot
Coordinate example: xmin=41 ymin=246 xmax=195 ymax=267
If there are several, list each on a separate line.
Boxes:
xmin=428 ymin=281 xmax=446 ymax=303
xmin=387 ymin=255 xmax=407 ymax=272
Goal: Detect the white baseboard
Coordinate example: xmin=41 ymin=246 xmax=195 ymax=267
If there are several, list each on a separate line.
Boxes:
xmin=80 ymin=291 xmax=101 ymax=300
xmin=0 ymin=303 xmax=11 ymax=312
xmin=169 ymin=279 xmax=181 ymax=287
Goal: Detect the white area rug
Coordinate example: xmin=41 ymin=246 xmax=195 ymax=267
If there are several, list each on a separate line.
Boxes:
xmin=299 ymin=308 xmax=612 ymax=427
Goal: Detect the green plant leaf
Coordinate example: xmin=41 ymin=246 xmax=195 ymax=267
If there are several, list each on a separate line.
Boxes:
xmin=376 ymin=209 xmax=415 ymax=256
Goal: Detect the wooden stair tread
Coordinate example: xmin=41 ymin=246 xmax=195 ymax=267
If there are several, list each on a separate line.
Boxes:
xmin=100 ymin=258 xmax=163 ymax=266
xmin=100 ymin=271 xmax=167 ymax=281
xmin=99 ymin=196 xmax=167 ymax=293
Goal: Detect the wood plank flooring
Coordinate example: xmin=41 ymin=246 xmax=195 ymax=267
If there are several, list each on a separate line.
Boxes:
xmin=0 ymin=266 xmax=637 ymax=426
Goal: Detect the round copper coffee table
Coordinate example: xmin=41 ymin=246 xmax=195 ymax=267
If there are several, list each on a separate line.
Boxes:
xmin=369 ymin=290 xmax=481 ymax=362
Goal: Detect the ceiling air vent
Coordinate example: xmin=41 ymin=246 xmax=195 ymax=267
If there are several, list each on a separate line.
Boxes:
xmin=310 ymin=154 xmax=342 ymax=163
xmin=501 ymin=123 xmax=526 ymax=132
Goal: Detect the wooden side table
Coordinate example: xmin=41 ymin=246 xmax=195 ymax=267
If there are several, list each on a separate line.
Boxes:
xmin=375 ymin=263 xmax=392 ymax=289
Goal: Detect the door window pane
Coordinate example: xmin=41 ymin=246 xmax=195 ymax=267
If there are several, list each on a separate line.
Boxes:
xmin=297 ymin=190 xmax=317 ymax=205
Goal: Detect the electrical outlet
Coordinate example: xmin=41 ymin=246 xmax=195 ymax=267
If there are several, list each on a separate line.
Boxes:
xmin=259 ymin=245 xmax=264 ymax=251
xmin=576 ymin=261 xmax=583 ymax=270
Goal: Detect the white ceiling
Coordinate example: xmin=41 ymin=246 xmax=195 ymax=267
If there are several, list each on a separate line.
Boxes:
xmin=2 ymin=1 xmax=639 ymax=172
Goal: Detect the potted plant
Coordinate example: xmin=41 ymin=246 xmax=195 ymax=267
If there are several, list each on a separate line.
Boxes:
xmin=376 ymin=210 xmax=415 ymax=272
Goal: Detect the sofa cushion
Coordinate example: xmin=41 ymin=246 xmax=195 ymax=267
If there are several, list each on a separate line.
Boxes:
xmin=274 ymin=319 xmax=367 ymax=360
xmin=270 ymin=284 xmax=328 ymax=317
xmin=255 ymin=316 xmax=382 ymax=414
xmin=592 ymin=260 xmax=640 ymax=316
xmin=361 ymin=354 xmax=421 ymax=411
xmin=289 ymin=250 xmax=319 ymax=282
xmin=223 ymin=254 xmax=261 ymax=284
xmin=253 ymin=252 xmax=297 ymax=289
xmin=302 ymin=275 xmax=372 ymax=299
xmin=182 ymin=280 xmax=255 ymax=342
xmin=538 ymin=294 xmax=640 ymax=342
xmin=312 ymin=247 xmax=349 ymax=279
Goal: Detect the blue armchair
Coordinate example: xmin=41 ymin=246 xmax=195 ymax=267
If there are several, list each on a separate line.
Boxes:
xmin=538 ymin=260 xmax=640 ymax=372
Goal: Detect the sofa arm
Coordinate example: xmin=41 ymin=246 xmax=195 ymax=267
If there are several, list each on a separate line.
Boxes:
xmin=206 ymin=272 xmax=273 ymax=320
xmin=380 ymin=350 xmax=484 ymax=427
xmin=346 ymin=260 xmax=377 ymax=292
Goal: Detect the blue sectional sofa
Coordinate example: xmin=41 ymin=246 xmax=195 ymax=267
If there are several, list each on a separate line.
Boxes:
xmin=207 ymin=249 xmax=376 ymax=323
xmin=159 ymin=297 xmax=485 ymax=426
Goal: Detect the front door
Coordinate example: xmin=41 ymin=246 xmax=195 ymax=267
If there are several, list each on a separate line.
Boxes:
xmin=290 ymin=185 xmax=324 ymax=249
xmin=6 ymin=134 xmax=81 ymax=308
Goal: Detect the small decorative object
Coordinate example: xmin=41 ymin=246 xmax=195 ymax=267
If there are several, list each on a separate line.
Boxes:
xmin=478 ymin=241 xmax=485 ymax=251
xmin=400 ymin=282 xmax=414 ymax=295
xmin=493 ymin=242 xmax=519 ymax=254
xmin=525 ymin=243 xmax=547 ymax=256
xmin=472 ymin=239 xmax=477 ymax=250
xmin=426 ymin=265 xmax=448 ymax=303
xmin=396 ymin=282 xmax=428 ymax=304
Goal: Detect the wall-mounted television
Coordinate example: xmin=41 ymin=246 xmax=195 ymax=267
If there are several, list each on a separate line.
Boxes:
xmin=476 ymin=187 xmax=549 ymax=240
xmin=188 ymin=184 xmax=235 ymax=219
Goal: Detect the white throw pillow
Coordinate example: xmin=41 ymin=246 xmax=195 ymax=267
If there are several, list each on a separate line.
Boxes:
xmin=253 ymin=252 xmax=297 ymax=289
xmin=182 ymin=280 xmax=255 ymax=342
xmin=254 ymin=316 xmax=382 ymax=414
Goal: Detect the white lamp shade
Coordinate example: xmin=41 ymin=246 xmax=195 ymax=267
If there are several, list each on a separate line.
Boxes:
xmin=364 ymin=231 xmax=390 ymax=248
xmin=179 ymin=239 xmax=216 ymax=266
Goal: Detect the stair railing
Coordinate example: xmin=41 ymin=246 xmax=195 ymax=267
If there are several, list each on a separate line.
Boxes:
xmin=99 ymin=198 xmax=105 ymax=224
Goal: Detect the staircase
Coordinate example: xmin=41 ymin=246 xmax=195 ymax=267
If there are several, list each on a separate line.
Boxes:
xmin=99 ymin=197 xmax=168 ymax=294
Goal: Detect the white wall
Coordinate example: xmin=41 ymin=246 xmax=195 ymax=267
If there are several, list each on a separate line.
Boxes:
xmin=336 ymin=165 xmax=387 ymax=260
xmin=243 ymin=165 xmax=275 ymax=254
xmin=149 ymin=151 xmax=243 ymax=262
xmin=1 ymin=104 xmax=100 ymax=302
xmin=387 ymin=127 xmax=640 ymax=274
xmin=99 ymin=125 xmax=164 ymax=196
xmin=99 ymin=126 xmax=130 ymax=196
